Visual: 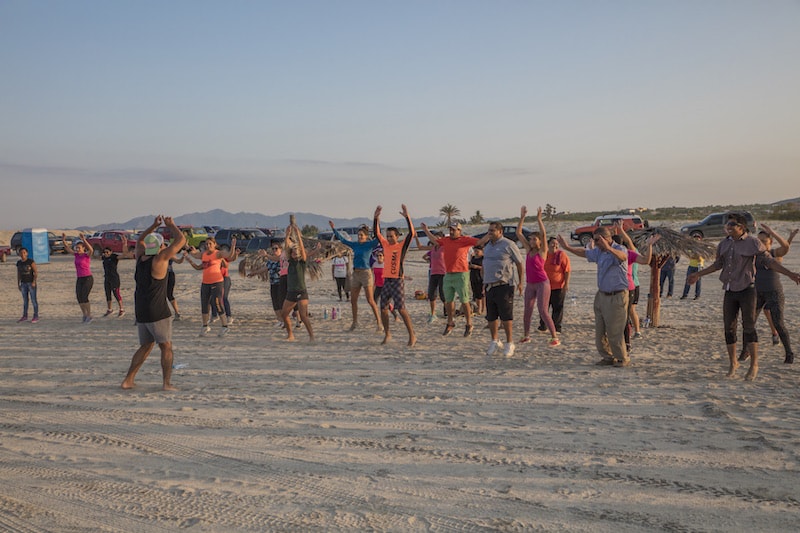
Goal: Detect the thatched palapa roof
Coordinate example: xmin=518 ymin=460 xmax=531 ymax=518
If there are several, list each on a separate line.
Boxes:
xmin=629 ymin=226 xmax=717 ymax=260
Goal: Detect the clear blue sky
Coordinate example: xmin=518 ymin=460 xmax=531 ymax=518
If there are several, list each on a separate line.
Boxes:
xmin=2 ymin=0 xmax=798 ymax=228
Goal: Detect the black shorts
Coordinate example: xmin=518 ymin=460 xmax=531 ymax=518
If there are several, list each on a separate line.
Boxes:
xmin=629 ymin=286 xmax=640 ymax=305
xmin=167 ymin=271 xmax=176 ymax=301
xmin=285 ymin=289 xmax=309 ymax=303
xmin=485 ymin=284 xmax=515 ymax=322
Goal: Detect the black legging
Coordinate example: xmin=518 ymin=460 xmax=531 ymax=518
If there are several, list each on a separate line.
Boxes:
xmin=757 ymin=289 xmax=793 ymax=356
xmin=723 ymin=286 xmax=758 ymax=345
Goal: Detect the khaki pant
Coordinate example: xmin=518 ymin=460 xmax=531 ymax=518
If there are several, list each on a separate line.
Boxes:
xmin=593 ymin=290 xmax=629 ymax=361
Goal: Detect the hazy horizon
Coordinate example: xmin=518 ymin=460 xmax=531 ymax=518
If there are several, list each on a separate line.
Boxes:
xmin=2 ymin=1 xmax=798 ymax=228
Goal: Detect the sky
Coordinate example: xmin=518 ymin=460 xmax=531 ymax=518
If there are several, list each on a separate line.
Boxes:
xmin=1 ymin=0 xmax=798 ymax=229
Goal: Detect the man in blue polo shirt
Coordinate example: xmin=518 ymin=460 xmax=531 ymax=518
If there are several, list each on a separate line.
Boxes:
xmin=558 ymin=227 xmax=630 ymax=367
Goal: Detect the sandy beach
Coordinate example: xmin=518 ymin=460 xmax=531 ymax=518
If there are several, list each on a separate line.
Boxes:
xmin=1 ymin=222 xmax=800 ymax=532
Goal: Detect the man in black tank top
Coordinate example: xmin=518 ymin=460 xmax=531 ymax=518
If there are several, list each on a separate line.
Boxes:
xmin=121 ymin=216 xmax=187 ymax=391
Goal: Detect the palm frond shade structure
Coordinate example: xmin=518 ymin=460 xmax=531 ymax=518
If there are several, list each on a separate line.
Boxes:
xmin=238 ymin=238 xmax=350 ymax=281
xmin=629 ymin=227 xmax=717 ymax=327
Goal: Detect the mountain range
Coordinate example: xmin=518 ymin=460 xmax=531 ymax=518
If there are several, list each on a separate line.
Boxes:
xmin=79 ymin=209 xmax=444 ymax=232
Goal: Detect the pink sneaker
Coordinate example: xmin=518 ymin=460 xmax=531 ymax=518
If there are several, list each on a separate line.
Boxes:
xmin=548 ymin=338 xmax=561 ymax=347
xmin=17 ymin=316 xmax=28 ymax=323
xmin=31 ymin=317 xmax=39 ymax=323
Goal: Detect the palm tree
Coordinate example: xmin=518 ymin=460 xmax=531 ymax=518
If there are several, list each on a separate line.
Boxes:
xmin=439 ymin=204 xmax=461 ymax=226
xmin=469 ymin=210 xmax=485 ymax=225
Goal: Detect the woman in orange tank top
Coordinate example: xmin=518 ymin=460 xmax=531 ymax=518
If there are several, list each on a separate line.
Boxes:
xmin=185 ymin=237 xmax=238 ymax=337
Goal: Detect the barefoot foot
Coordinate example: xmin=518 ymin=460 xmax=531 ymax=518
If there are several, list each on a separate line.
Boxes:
xmin=726 ymin=363 xmax=739 ymax=378
xmin=381 ymin=333 xmax=391 ymax=345
xmin=745 ymin=366 xmax=759 ymax=381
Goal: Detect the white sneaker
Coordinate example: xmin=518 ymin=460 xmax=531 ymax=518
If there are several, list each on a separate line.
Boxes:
xmin=210 ymin=316 xmax=218 ymax=323
xmin=486 ymin=340 xmax=503 ymax=356
xmin=226 ymin=317 xmax=234 ymax=325
xmin=427 ymin=314 xmax=437 ymax=324
xmin=218 ymin=326 xmax=229 ymax=337
xmin=503 ymin=343 xmax=516 ymax=357
xmin=199 ymin=325 xmax=211 ymax=337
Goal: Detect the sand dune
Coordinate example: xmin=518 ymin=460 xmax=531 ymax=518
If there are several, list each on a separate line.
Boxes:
xmin=1 ymin=222 xmax=799 ymax=531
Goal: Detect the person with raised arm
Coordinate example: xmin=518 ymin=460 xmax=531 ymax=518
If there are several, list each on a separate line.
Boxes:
xmin=689 ymin=213 xmax=800 ymax=380
xmin=558 ymin=227 xmax=631 ymax=368
xmin=280 ymin=222 xmax=316 ymax=342
xmin=374 ymin=204 xmax=417 ymax=347
xmin=63 ymin=232 xmax=95 ymax=323
xmin=328 ymin=220 xmax=382 ymax=332
xmin=517 ymin=206 xmax=560 ymax=348
xmin=121 ymin=215 xmax=186 ymax=391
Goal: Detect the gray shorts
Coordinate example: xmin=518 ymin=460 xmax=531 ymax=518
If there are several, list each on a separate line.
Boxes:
xmin=137 ymin=316 xmax=173 ymax=345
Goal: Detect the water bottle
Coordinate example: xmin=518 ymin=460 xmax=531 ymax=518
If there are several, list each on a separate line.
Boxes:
xmin=323 ymin=307 xmax=328 ymax=320
xmin=571 ymin=295 xmax=577 ymax=306
xmin=331 ymin=306 xmax=337 ymax=320
xmin=643 ymin=317 xmax=651 ymax=328
xmin=336 ymin=305 xmax=341 ymax=319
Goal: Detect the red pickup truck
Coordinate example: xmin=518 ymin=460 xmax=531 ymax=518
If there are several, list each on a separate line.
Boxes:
xmin=87 ymin=231 xmax=137 ymax=255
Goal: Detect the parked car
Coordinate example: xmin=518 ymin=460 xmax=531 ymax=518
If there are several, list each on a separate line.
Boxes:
xmin=213 ymin=228 xmax=268 ymax=252
xmin=470 ymin=225 xmax=534 ymax=246
xmin=245 ymin=236 xmax=285 ymax=253
xmin=680 ymin=211 xmax=757 ymax=239
xmin=570 ymin=214 xmax=648 ymax=246
xmin=10 ymin=231 xmax=74 ymax=254
xmin=86 ymin=230 xmax=137 ymax=255
xmin=316 ymin=226 xmax=370 ymax=242
xmin=203 ymin=225 xmax=221 ymax=237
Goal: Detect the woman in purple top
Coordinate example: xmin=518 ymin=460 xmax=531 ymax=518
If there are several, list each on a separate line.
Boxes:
xmin=63 ymin=233 xmax=95 ymax=323
xmin=517 ymin=206 xmax=559 ymax=347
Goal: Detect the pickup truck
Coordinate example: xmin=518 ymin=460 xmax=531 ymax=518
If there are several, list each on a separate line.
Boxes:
xmin=0 ymin=244 xmax=12 ymax=262
xmin=87 ymin=231 xmax=137 ymax=255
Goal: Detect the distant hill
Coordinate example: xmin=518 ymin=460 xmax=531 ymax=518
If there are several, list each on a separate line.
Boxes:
xmin=79 ymin=210 xmax=443 ymax=233
xmin=76 ymin=197 xmax=800 ymax=232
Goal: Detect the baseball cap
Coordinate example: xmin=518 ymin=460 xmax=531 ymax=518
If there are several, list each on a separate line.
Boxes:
xmin=143 ymin=233 xmax=164 ymax=256
xmin=449 ymin=222 xmax=462 ymax=231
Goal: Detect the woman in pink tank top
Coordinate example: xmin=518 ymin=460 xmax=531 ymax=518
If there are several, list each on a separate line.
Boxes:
xmin=64 ymin=233 xmax=96 ymax=323
xmin=517 ymin=207 xmax=560 ymax=347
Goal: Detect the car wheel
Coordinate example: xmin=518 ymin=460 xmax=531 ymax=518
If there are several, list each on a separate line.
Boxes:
xmin=579 ymin=234 xmax=592 ymax=247
xmin=690 ymin=231 xmax=703 ymax=239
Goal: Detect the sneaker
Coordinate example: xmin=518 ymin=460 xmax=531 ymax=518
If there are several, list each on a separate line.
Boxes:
xmin=173 ymin=313 xmax=181 ymax=321
xmin=227 ymin=316 xmax=234 ymax=325
xmin=464 ymin=325 xmax=474 ymax=337
xmin=118 ymin=309 xmax=126 ymax=318
xmin=17 ymin=316 xmax=28 ymax=323
xmin=633 ymin=331 xmax=642 ymax=339
xmin=200 ymin=325 xmax=211 ymax=337
xmin=85 ymin=316 xmax=93 ymax=324
xmin=31 ymin=317 xmax=39 ymax=324
xmin=738 ymin=348 xmax=750 ymax=362
xmin=210 ymin=316 xmax=218 ymax=323
xmin=103 ymin=310 xmax=114 ymax=317
xmin=427 ymin=314 xmax=437 ymax=324
xmin=503 ymin=343 xmax=516 ymax=357
xmin=519 ymin=337 xmax=531 ymax=344
xmin=693 ymin=295 xmax=700 ymax=300
xmin=772 ymin=334 xmax=780 ymax=346
xmin=442 ymin=323 xmax=455 ymax=336
xmin=274 ymin=321 xmax=284 ymax=328
xmin=536 ymin=326 xmax=547 ymax=332
xmin=486 ymin=339 xmax=503 ymax=356
xmin=548 ymin=338 xmax=561 ymax=347
xmin=218 ymin=326 xmax=229 ymax=337
xmin=679 ymin=295 xmax=687 ymax=300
